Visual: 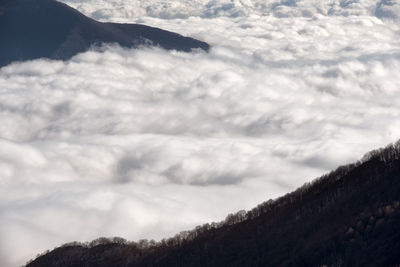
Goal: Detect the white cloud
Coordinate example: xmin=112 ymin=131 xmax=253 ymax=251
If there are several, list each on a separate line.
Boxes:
xmin=59 ymin=0 xmax=400 ymax=20
xmin=1 ymin=1 xmax=400 ymax=266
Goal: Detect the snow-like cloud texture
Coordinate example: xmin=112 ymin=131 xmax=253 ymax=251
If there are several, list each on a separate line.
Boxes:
xmin=1 ymin=0 xmax=400 ymax=266
xmin=62 ymin=0 xmax=400 ymax=20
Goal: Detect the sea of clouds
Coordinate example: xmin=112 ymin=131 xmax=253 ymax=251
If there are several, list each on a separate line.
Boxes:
xmin=1 ymin=0 xmax=400 ymax=266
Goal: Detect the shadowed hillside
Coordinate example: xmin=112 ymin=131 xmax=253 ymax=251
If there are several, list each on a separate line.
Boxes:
xmin=0 ymin=0 xmax=209 ymax=68
xmin=27 ymin=141 xmax=400 ymax=266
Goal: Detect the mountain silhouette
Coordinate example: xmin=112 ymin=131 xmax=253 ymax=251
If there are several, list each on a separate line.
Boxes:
xmin=0 ymin=0 xmax=209 ymax=68
xmin=27 ymin=141 xmax=400 ymax=266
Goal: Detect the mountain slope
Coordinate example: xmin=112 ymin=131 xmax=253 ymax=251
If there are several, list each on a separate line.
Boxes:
xmin=0 ymin=0 xmax=209 ymax=68
xmin=27 ymin=141 xmax=400 ymax=266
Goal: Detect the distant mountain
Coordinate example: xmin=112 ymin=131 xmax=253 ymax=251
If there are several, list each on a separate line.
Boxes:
xmin=27 ymin=141 xmax=400 ymax=266
xmin=0 ymin=0 xmax=209 ymax=68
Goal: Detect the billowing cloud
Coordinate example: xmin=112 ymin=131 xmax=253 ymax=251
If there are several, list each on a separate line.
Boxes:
xmin=60 ymin=0 xmax=400 ymax=20
xmin=1 ymin=0 xmax=400 ymax=266
xmin=62 ymin=0 xmax=400 ymax=20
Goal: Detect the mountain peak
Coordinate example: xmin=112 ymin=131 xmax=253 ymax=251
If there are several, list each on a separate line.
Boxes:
xmin=0 ymin=0 xmax=209 ymax=67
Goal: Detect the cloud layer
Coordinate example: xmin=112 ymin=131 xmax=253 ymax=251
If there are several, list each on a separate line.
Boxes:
xmin=61 ymin=0 xmax=400 ymax=20
xmin=1 ymin=0 xmax=400 ymax=266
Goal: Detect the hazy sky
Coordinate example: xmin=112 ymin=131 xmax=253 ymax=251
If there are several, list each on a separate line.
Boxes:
xmin=1 ymin=0 xmax=400 ymax=266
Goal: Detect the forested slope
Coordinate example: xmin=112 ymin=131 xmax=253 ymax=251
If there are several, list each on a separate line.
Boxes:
xmin=27 ymin=141 xmax=400 ymax=266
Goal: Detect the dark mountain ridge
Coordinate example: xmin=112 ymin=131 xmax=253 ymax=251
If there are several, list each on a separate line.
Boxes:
xmin=0 ymin=0 xmax=209 ymax=68
xmin=27 ymin=141 xmax=400 ymax=266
